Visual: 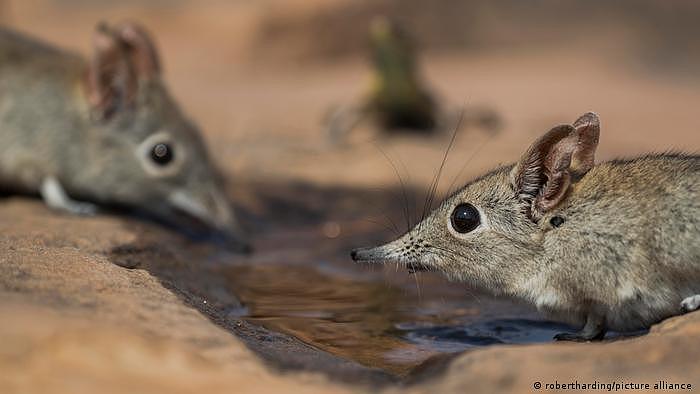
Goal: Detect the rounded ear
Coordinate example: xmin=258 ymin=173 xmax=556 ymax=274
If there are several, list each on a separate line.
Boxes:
xmin=511 ymin=112 xmax=600 ymax=221
xmin=570 ymin=111 xmax=600 ymax=180
xmin=113 ymin=22 xmax=161 ymax=79
xmin=86 ymin=22 xmax=137 ymax=121
xmin=85 ymin=22 xmax=161 ymax=121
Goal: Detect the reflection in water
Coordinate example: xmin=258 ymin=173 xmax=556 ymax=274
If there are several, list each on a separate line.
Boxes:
xmin=222 ymin=259 xmax=568 ymax=376
xmin=219 ymin=183 xmax=576 ymax=376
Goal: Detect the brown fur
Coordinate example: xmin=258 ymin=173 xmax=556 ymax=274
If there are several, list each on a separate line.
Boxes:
xmin=353 ymin=113 xmax=699 ymax=339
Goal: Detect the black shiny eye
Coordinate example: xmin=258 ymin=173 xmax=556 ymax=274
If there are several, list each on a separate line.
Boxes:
xmin=450 ymin=203 xmax=480 ymax=234
xmin=150 ymin=143 xmax=173 ymax=165
xmin=550 ymin=216 xmax=565 ymax=228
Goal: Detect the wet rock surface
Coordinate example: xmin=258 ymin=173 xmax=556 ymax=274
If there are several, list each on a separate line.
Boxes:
xmin=2 ymin=198 xmax=700 ymax=394
xmin=0 ymin=198 xmax=393 ymax=388
xmin=0 ymin=198 xmax=385 ymax=392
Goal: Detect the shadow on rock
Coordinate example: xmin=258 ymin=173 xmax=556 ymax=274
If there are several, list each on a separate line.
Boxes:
xmin=105 ymin=179 xmax=423 ymax=386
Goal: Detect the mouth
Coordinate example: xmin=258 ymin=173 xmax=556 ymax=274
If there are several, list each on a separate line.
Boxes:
xmin=405 ymin=261 xmax=433 ymax=273
xmin=170 ymin=206 xmax=251 ymax=254
xmin=148 ymin=206 xmax=247 ymax=253
xmin=167 ymin=190 xmax=251 ymax=254
xmin=350 ymin=246 xmax=433 ymax=273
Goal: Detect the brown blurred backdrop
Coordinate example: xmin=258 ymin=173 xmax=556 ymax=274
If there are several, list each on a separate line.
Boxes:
xmin=2 ymin=0 xmax=699 ymax=194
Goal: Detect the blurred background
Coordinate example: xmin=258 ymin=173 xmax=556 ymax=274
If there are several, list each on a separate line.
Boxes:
xmin=3 ymin=0 xmax=700 ymax=377
xmin=4 ymin=0 xmax=700 ymax=190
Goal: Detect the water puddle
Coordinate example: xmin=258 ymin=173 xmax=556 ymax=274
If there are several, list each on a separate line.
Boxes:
xmin=127 ymin=181 xmax=643 ymax=378
xmin=205 ymin=183 xmax=578 ymax=376
xmin=221 ymin=256 xmax=571 ymax=376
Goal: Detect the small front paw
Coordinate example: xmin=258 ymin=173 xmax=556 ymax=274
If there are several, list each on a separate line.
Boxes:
xmin=554 ymin=332 xmax=604 ymax=342
xmin=680 ymin=295 xmax=700 ymax=313
xmin=554 ymin=332 xmax=588 ymax=342
xmin=68 ymin=201 xmax=98 ymax=216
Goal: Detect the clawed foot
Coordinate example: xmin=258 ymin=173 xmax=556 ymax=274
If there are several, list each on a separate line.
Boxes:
xmin=63 ymin=200 xmax=98 ymax=216
xmin=680 ymin=295 xmax=700 ymax=313
xmin=554 ymin=331 xmax=605 ymax=342
xmin=554 ymin=311 xmax=606 ymax=342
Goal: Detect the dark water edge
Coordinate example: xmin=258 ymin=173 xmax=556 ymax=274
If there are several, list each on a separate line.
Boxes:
xmin=222 ymin=255 xmax=647 ymax=378
xmin=111 ymin=180 xmax=647 ymax=382
xmin=221 ymin=259 xmax=574 ymax=376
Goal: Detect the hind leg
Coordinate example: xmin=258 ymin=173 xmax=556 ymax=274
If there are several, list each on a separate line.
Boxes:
xmin=680 ymin=295 xmax=700 ymax=313
xmin=554 ymin=311 xmax=607 ymax=342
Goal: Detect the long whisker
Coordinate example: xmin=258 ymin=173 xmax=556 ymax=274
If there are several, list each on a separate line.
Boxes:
xmin=463 ymin=287 xmax=483 ymax=304
xmin=383 ymin=214 xmax=400 ymax=235
xmin=445 ymin=133 xmax=492 ymax=198
xmin=412 ymin=267 xmax=422 ymax=300
xmin=364 ymin=185 xmax=404 ymax=236
xmin=376 ymin=143 xmax=412 ymax=233
xmin=421 ymin=107 xmax=465 ymax=227
xmin=392 ymin=150 xmax=416 ymax=231
xmin=363 ymin=218 xmax=400 ymax=236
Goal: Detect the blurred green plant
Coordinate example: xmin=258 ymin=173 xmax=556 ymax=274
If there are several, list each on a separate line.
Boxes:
xmin=326 ymin=16 xmax=437 ymax=143
xmin=367 ymin=16 xmax=436 ymax=131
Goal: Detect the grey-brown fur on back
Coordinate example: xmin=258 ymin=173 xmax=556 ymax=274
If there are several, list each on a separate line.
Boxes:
xmin=532 ymin=154 xmax=699 ymax=330
xmin=352 ymin=113 xmax=699 ymax=335
xmin=0 ymin=28 xmax=89 ymax=193
xmin=0 ymin=25 xmax=248 ymax=250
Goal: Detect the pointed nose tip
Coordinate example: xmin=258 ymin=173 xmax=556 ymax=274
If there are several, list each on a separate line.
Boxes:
xmin=351 ymin=247 xmax=374 ymax=262
xmin=219 ymin=230 xmax=253 ymax=255
xmin=230 ymin=239 xmax=253 ymax=255
xmin=209 ymin=224 xmax=251 ymax=254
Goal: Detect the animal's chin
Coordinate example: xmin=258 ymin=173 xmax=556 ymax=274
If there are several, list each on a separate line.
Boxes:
xmin=359 ymin=258 xmax=435 ymax=274
xmin=405 ymin=260 xmax=434 ymax=273
xmin=147 ymin=206 xmax=242 ymax=248
xmin=375 ymin=259 xmax=435 ymax=274
xmin=351 ymin=247 xmax=435 ymax=273
xmin=166 ymin=206 xmax=211 ymax=233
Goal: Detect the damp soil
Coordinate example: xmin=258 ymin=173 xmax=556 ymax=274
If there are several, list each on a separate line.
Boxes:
xmin=114 ymin=181 xmax=580 ymax=381
xmin=221 ymin=260 xmax=570 ymax=377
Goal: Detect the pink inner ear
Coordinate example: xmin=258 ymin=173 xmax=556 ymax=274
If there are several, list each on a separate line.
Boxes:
xmin=570 ymin=112 xmax=600 ymax=179
xmin=86 ymin=23 xmax=138 ymax=120
xmin=535 ymin=171 xmax=571 ymax=215
xmin=115 ymin=22 xmax=161 ymax=79
xmin=512 ymin=115 xmax=600 ymax=221
xmin=533 ymin=135 xmax=578 ymax=218
xmin=512 ymin=125 xmax=573 ymax=213
xmin=524 ymin=113 xmax=600 ymax=220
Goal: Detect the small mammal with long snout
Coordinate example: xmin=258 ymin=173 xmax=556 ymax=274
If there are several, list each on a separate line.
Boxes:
xmin=352 ymin=112 xmax=699 ymax=341
xmin=0 ymin=23 xmax=249 ymax=251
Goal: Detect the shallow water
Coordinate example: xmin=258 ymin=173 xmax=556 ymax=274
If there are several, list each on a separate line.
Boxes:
xmin=129 ymin=195 xmax=642 ymax=378
xmin=132 ymin=180 xmax=643 ymax=377
xmin=221 ymin=256 xmax=573 ymax=376
xmin=210 ymin=184 xmax=575 ymax=376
